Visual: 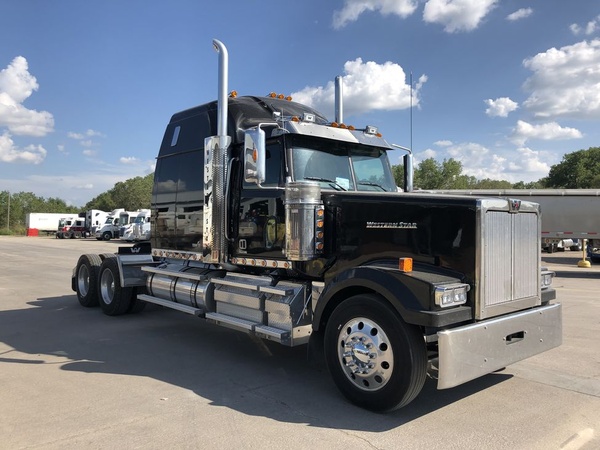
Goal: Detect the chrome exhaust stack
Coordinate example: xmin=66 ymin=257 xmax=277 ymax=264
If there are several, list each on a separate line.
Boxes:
xmin=335 ymin=75 xmax=343 ymax=124
xmin=203 ymin=39 xmax=232 ymax=264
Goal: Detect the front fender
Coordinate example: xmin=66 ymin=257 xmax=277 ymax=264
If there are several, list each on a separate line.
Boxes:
xmin=313 ymin=266 xmax=472 ymax=330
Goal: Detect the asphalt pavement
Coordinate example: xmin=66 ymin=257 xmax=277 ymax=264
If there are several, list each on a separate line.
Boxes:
xmin=0 ymin=236 xmax=598 ymax=449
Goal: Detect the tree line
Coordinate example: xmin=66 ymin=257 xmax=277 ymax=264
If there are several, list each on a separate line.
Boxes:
xmin=392 ymin=146 xmax=600 ymax=191
xmin=1 ymin=147 xmax=598 ymax=235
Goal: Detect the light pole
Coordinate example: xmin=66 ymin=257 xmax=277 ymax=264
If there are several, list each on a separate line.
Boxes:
xmin=6 ymin=191 xmax=9 ymax=233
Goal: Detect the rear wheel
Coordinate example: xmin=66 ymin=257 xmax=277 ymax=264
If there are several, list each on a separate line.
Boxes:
xmin=128 ymin=286 xmax=147 ymax=314
xmin=102 ymin=231 xmax=112 ymax=241
xmin=75 ymin=254 xmax=102 ymax=307
xmin=98 ymin=257 xmax=132 ymax=316
xmin=324 ymin=294 xmax=427 ymax=412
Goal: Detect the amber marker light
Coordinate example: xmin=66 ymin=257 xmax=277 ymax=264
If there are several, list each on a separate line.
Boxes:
xmin=399 ymin=257 xmax=413 ymax=272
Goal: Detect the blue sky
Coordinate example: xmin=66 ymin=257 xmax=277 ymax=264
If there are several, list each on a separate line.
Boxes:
xmin=1 ymin=0 xmax=599 ymax=206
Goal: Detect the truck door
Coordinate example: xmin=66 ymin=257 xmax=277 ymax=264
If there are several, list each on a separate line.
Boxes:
xmin=233 ymin=140 xmax=286 ymax=259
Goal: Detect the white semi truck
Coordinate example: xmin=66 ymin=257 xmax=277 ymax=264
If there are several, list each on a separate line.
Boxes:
xmin=95 ymin=209 xmax=125 ymax=240
xmin=86 ymin=209 xmax=108 ymax=235
xmin=129 ymin=209 xmax=151 ymax=241
xmin=118 ymin=210 xmax=143 ymax=240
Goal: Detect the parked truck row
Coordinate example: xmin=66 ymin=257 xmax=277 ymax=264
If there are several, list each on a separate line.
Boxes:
xmin=26 ymin=209 xmax=151 ymax=241
xmin=71 ymin=40 xmax=561 ymax=412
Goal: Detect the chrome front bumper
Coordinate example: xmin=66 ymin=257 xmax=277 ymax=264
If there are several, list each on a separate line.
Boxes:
xmin=437 ymin=303 xmax=562 ymax=389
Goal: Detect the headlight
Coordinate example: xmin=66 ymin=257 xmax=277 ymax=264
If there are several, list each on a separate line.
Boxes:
xmin=434 ymin=283 xmax=470 ymax=308
xmin=541 ymin=268 xmax=555 ymax=289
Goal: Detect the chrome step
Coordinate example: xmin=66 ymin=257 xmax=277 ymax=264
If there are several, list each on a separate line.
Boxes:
xmin=205 ymin=312 xmax=257 ymax=332
xmin=255 ymin=325 xmax=290 ymax=341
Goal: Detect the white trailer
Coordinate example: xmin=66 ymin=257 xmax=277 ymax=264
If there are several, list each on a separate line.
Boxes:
xmin=428 ymin=189 xmax=600 ymax=253
xmin=26 ymin=213 xmax=79 ymax=235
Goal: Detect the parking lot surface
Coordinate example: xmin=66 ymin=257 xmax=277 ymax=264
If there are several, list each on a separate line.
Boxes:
xmin=0 ymin=236 xmax=599 ymax=449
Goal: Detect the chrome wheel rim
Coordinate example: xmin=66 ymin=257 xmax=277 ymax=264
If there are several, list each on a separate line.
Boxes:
xmin=100 ymin=269 xmax=115 ymax=305
xmin=77 ymin=264 xmax=90 ymax=297
xmin=337 ymin=317 xmax=394 ymax=391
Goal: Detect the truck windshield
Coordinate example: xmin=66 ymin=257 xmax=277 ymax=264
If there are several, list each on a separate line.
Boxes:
xmin=290 ymin=143 xmax=396 ymax=192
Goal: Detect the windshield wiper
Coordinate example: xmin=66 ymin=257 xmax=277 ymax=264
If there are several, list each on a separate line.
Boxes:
xmin=358 ymin=181 xmax=386 ymax=191
xmin=304 ymin=176 xmax=347 ymax=191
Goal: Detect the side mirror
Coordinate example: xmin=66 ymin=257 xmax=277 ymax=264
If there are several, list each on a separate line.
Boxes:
xmin=244 ymin=128 xmax=266 ymax=185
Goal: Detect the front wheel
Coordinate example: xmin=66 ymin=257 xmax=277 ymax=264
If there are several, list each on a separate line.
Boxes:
xmin=98 ymin=257 xmax=133 ymax=316
xmin=324 ymin=294 xmax=427 ymax=412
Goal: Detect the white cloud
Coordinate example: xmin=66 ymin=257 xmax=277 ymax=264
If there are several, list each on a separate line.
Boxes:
xmin=437 ymin=141 xmax=549 ymax=182
xmin=333 ymin=0 xmax=418 ymax=29
xmin=68 ymin=129 xmax=103 ymax=139
xmin=411 ymin=147 xmax=437 ymax=167
xmin=485 ymin=97 xmax=518 ymax=117
xmin=291 ymin=58 xmax=427 ymax=118
xmin=0 ymin=131 xmax=47 ymax=164
xmin=510 ymin=120 xmax=583 ymax=145
xmin=0 ymin=56 xmax=54 ymax=137
xmin=434 ymin=140 xmax=452 ymax=147
xmin=119 ymin=156 xmax=140 ymax=164
xmin=446 ymin=141 xmax=492 ymax=170
xmin=82 ymin=149 xmax=96 ymax=156
xmin=422 ymin=0 xmax=498 ymax=33
xmin=506 ymin=147 xmax=551 ymax=175
xmin=570 ymin=15 xmax=600 ymax=36
xmin=522 ymin=39 xmax=600 ymax=119
xmin=506 ymin=8 xmax=532 ymax=22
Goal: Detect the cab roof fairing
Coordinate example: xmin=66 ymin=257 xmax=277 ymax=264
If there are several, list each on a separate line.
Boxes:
xmin=276 ymin=119 xmax=394 ymax=150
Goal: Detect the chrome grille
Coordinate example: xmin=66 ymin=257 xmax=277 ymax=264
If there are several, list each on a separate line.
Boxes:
xmin=478 ymin=203 xmax=540 ymax=319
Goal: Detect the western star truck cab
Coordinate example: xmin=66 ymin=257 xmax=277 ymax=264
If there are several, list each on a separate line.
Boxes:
xmin=72 ymin=40 xmax=561 ymax=412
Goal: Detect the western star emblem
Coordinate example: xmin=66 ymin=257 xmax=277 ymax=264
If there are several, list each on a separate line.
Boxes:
xmin=509 ymin=198 xmax=521 ymax=212
xmin=366 ymin=221 xmax=417 ymax=229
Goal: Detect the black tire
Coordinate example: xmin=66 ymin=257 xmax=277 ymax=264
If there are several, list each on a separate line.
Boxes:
xmin=98 ymin=257 xmax=132 ymax=316
xmin=102 ymin=231 xmax=112 ymax=241
xmin=127 ymin=286 xmax=147 ymax=314
xmin=75 ymin=254 xmax=102 ymax=307
xmin=324 ymin=294 xmax=427 ymax=412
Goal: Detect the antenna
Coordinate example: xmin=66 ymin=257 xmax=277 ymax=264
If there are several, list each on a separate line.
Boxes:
xmin=410 ymin=72 xmax=413 ymax=155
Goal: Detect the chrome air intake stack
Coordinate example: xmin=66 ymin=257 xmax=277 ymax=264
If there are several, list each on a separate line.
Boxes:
xmin=284 ymin=182 xmax=324 ymax=261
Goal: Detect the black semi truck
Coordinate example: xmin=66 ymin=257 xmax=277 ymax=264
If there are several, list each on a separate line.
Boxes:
xmin=72 ymin=40 xmax=561 ymax=412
